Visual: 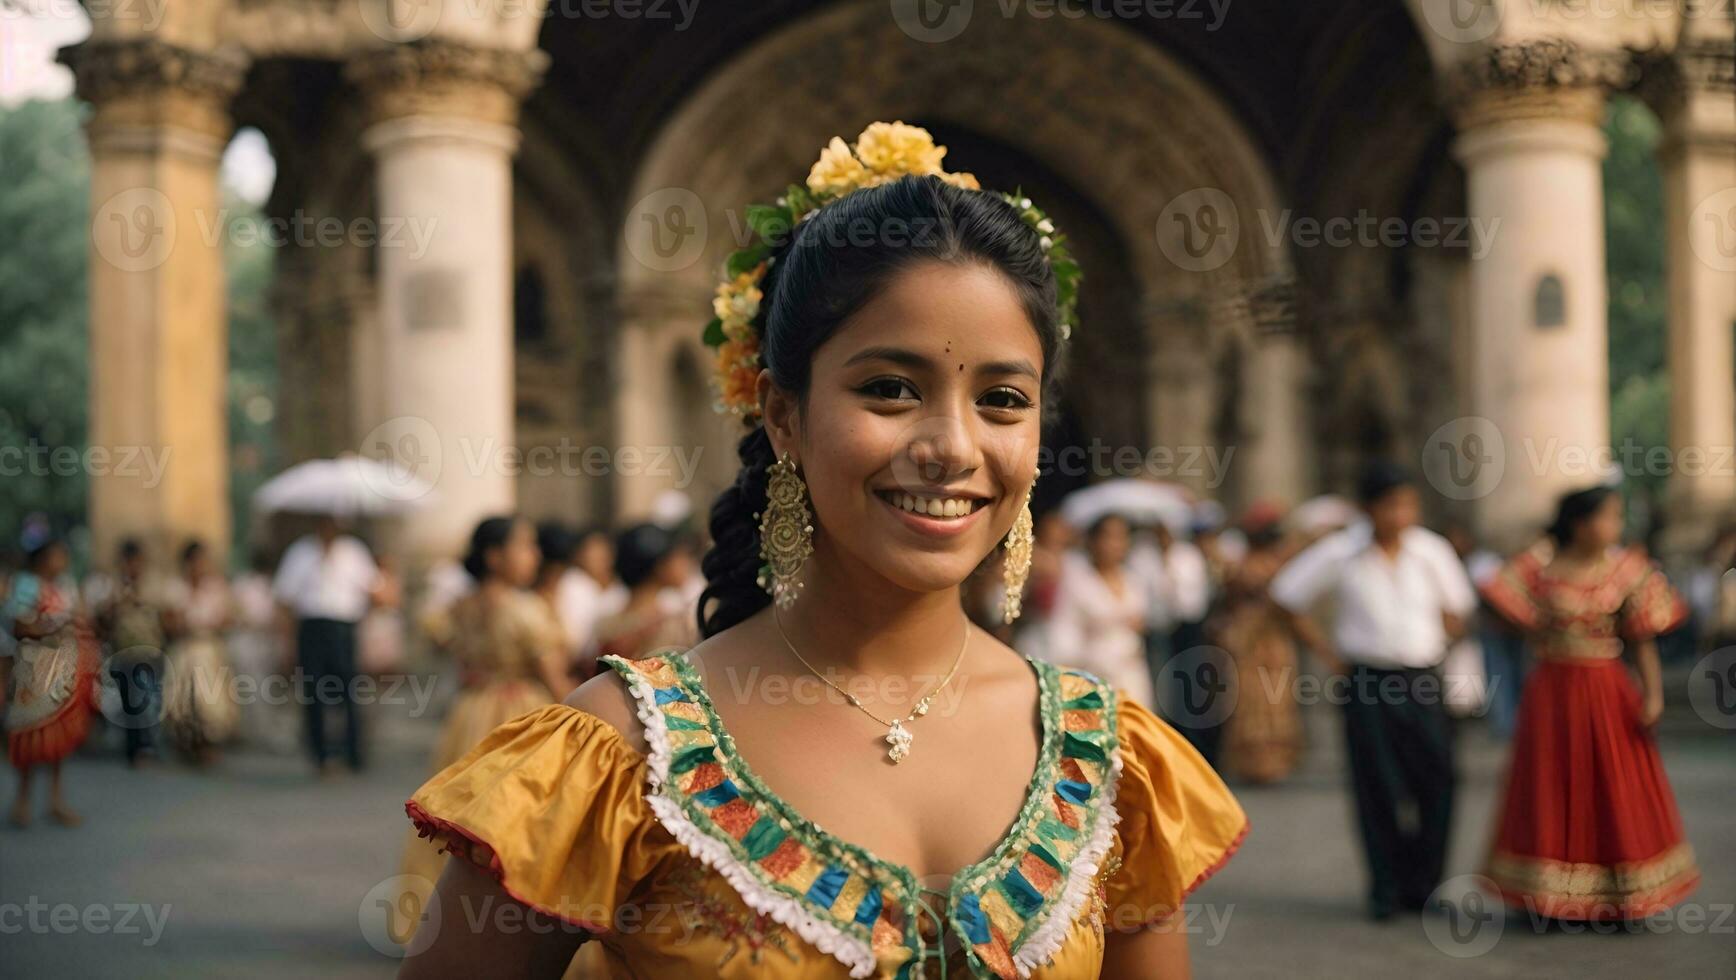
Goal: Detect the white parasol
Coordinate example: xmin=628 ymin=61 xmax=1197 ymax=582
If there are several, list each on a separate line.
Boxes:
xmin=1059 ymin=479 xmax=1194 ymax=533
xmin=1288 ymin=494 xmax=1361 ymax=534
xmin=251 ymin=455 xmax=437 ymax=518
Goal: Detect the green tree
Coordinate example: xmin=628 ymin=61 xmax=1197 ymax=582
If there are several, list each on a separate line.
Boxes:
xmin=0 ymin=97 xmax=276 ymax=566
xmin=0 ymin=98 xmax=90 ymax=548
xmin=1603 ymin=96 xmax=1669 ymax=513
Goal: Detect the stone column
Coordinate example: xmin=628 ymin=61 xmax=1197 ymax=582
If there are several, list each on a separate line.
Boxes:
xmin=1448 ymin=42 xmax=1627 ymax=552
xmin=63 ymin=39 xmax=248 ymax=566
xmin=1142 ymin=295 xmax=1215 ymax=497
xmin=1229 ymin=279 xmax=1310 ymax=508
xmin=1652 ymin=42 xmax=1736 ymax=553
xmin=613 ymin=284 xmax=708 ymax=522
xmin=347 ymin=42 xmax=546 ymax=561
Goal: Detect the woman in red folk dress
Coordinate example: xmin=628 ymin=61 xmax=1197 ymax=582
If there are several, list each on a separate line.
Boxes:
xmin=3 ymin=533 xmax=100 ymax=828
xmin=1479 ymin=484 xmax=1700 ymax=921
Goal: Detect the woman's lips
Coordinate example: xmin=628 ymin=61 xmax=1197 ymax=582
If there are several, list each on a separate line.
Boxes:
xmin=874 ymin=490 xmax=991 ymax=538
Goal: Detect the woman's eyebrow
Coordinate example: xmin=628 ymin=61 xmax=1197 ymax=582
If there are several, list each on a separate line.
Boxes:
xmin=978 ymin=358 xmax=1039 ymax=380
xmin=841 ymin=345 xmax=932 ymax=370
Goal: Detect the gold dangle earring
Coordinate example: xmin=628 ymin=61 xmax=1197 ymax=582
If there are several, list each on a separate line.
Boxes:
xmin=756 ymin=450 xmax=814 ymax=608
xmin=1001 ymin=481 xmax=1036 ymax=624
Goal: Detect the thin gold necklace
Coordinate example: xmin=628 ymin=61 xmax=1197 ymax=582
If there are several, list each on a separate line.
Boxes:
xmin=771 ymin=605 xmax=970 ymax=764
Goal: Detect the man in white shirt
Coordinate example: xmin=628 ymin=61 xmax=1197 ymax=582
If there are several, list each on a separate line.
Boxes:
xmin=1130 ymin=522 xmax=1218 ymax=761
xmin=1270 ymin=462 xmax=1477 ymax=921
xmin=271 ymin=516 xmax=385 ymax=776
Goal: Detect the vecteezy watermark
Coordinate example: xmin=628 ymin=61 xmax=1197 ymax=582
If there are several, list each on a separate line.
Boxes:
xmin=891 ymin=0 xmax=1233 ymax=43
xmin=0 ymin=442 xmax=172 ymax=486
xmin=91 ymin=189 xmax=440 ymax=272
xmin=96 ymin=655 xmax=442 ymax=729
xmin=1691 ymin=186 xmax=1736 ymax=274
xmin=195 ymin=210 xmax=439 ymax=259
xmin=1040 ymin=441 xmax=1236 ymax=487
xmin=1687 ymin=649 xmax=1736 ymax=731
xmin=1155 ymin=646 xmax=1239 ymax=729
xmin=357 ymin=0 xmax=702 ymax=41
xmin=361 ymin=876 xmax=715 ymax=958
xmin=621 ymin=188 xmax=959 ymax=274
xmin=0 ymin=898 xmax=172 ymax=946
xmin=1156 ymin=192 xmax=1501 ymax=274
xmin=1423 ymin=875 xmax=1505 ymax=958
xmin=357 ymin=417 xmax=710 ymax=497
xmin=1416 ymin=0 xmax=1729 ymax=48
xmin=710 ymin=664 xmax=974 ymax=717
xmin=458 ymin=438 xmax=707 ymax=487
xmin=1421 ymin=419 xmax=1736 ymax=501
xmin=1421 ymin=417 xmax=1505 ymax=503
xmin=1157 ymin=650 xmax=1499 ymax=730
xmin=2 ymin=0 xmax=167 ymax=29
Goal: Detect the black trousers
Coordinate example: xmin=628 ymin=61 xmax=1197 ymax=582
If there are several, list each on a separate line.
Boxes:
xmin=1341 ymin=664 xmax=1455 ymax=913
xmin=106 ymin=647 xmax=164 ymax=763
xmin=297 ymin=617 xmax=362 ymax=770
xmin=1165 ymin=618 xmax=1223 ymax=767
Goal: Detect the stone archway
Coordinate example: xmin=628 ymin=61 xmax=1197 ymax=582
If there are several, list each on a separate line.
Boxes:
xmin=611 ymin=4 xmax=1296 ymax=514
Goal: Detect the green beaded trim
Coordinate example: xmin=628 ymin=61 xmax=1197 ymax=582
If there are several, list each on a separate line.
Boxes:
xmin=646 ymin=650 xmax=1107 ymax=978
xmin=663 ymin=651 xmax=921 ymax=950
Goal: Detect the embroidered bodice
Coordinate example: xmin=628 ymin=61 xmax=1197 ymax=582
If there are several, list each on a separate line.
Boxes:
xmin=406 ymin=649 xmax=1247 ymax=978
xmin=1481 ymin=547 xmax=1685 ymax=662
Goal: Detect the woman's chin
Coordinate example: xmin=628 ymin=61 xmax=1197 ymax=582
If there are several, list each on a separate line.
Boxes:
xmin=869 ymin=553 xmax=987 ymax=597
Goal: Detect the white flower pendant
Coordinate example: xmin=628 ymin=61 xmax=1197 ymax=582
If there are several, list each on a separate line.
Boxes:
xmin=885 ymin=720 xmax=914 ymax=763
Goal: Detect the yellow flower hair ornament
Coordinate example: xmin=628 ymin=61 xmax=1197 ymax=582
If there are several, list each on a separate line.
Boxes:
xmin=701 ymin=121 xmax=1080 ymax=427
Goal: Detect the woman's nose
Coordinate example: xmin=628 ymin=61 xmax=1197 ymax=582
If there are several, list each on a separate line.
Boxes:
xmin=894 ymin=414 xmax=978 ymax=486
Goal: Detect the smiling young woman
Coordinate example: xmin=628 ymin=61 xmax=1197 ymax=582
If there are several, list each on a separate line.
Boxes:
xmin=397 ymin=125 xmax=1246 ymax=980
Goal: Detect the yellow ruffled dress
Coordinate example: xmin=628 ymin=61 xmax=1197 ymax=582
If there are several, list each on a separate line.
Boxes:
xmin=406 ymin=649 xmax=1246 ymax=978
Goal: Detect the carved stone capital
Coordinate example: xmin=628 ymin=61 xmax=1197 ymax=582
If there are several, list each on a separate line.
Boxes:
xmin=1443 ymin=39 xmax=1632 ymax=130
xmin=58 ymin=39 xmax=249 ymax=150
xmin=1639 ymin=42 xmax=1736 ymax=138
xmin=346 ymin=40 xmax=549 ymax=129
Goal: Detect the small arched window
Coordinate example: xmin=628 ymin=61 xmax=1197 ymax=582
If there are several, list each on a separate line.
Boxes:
xmin=1534 ymin=273 xmax=1566 ymax=329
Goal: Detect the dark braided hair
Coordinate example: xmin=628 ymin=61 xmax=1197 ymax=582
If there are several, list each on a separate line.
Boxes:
xmin=696 ymin=174 xmax=1068 ymax=638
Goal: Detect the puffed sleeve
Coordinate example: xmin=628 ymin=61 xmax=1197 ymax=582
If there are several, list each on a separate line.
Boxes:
xmin=1102 ymin=694 xmax=1248 ymax=926
xmin=1618 ymin=553 xmax=1688 ymax=641
xmin=1479 ymin=551 xmax=1544 ymax=632
xmin=405 ymin=703 xmax=679 ymax=931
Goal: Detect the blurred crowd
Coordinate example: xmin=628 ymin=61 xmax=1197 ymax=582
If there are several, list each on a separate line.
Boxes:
xmin=0 ymin=467 xmax=1715 ymax=922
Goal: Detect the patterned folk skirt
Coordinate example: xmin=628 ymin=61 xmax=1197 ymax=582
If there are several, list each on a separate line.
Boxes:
xmin=1485 ymin=659 xmax=1700 ymax=920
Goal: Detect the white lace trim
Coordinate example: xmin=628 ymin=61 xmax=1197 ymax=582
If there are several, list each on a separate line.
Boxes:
xmin=1009 ymin=686 xmax=1125 ymax=978
xmin=605 ymin=656 xmax=881 ymax=979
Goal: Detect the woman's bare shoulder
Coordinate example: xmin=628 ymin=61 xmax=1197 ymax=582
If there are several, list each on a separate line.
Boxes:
xmin=563 ymin=670 xmax=649 ymax=756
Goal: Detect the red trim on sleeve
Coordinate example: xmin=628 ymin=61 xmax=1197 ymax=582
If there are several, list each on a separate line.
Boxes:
xmin=405 ymin=798 xmax=612 ymax=935
xmin=1139 ymin=818 xmax=1251 ymax=929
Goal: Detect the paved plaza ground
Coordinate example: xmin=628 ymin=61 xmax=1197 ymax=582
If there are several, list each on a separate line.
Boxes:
xmin=3 ymin=669 xmax=1731 ymax=978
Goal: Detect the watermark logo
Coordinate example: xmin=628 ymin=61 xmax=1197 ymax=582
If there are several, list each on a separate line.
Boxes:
xmin=93 ymin=188 xmax=175 ymax=273
xmin=359 ymin=415 xmax=444 ymax=503
xmin=891 ymin=0 xmax=975 ymax=42
xmin=97 ymin=646 xmax=167 ymax=730
xmin=1422 ymin=875 xmax=1505 ymax=958
xmin=1416 ymin=0 xmax=1502 ymax=45
xmin=359 ymin=874 xmax=440 ymax=957
xmin=1155 ymin=645 xmax=1237 ymax=729
xmin=357 ymin=0 xmax=443 ymax=42
xmin=1687 ymin=649 xmax=1736 ymax=731
xmin=1156 ymin=188 xmax=1239 ymax=273
xmin=1690 ymin=187 xmax=1736 ymax=274
xmin=625 ymin=187 xmax=709 ymax=272
xmin=1420 ymin=416 xmax=1505 ymax=501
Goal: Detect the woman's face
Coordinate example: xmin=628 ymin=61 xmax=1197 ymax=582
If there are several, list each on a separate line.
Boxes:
xmin=1088 ymin=516 xmax=1131 ymax=567
xmin=578 ymin=535 xmax=614 ymax=582
xmin=1580 ymin=493 xmax=1625 ymax=550
xmin=492 ymin=521 xmax=541 ymax=588
xmin=763 ymin=260 xmax=1045 ymax=597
